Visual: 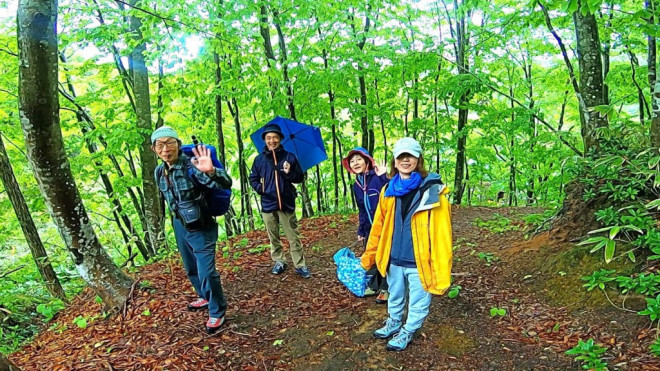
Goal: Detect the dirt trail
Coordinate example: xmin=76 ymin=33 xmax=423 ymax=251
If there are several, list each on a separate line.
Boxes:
xmin=10 ymin=208 xmax=660 ymax=370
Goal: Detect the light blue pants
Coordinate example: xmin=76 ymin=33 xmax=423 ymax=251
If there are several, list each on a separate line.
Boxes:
xmin=387 ymin=264 xmax=432 ymax=333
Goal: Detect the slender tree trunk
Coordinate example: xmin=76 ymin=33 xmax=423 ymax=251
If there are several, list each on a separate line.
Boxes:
xmin=648 ymin=0 xmax=660 ymax=147
xmin=0 ymin=134 xmax=66 ymax=300
xmin=573 ymin=8 xmax=608 ymax=153
xmin=451 ymin=0 xmax=470 ymax=204
xmin=372 ymin=79 xmax=388 ymax=165
xmin=18 ymin=0 xmax=132 ymax=309
xmin=316 ymin=21 xmax=340 ymax=210
xmin=129 ymin=0 xmax=163 ymax=254
xmin=214 ymin=52 xmax=237 ymax=236
xmin=227 ymin=93 xmax=254 ymax=231
xmin=350 ymin=10 xmax=374 ymax=155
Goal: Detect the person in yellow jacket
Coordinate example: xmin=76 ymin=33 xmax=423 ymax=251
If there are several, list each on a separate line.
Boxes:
xmin=360 ymin=137 xmax=452 ymax=351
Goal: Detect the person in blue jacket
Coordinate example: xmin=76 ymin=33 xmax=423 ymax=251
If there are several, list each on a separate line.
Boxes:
xmin=249 ymin=123 xmax=310 ymax=278
xmin=342 ymin=147 xmax=390 ymax=303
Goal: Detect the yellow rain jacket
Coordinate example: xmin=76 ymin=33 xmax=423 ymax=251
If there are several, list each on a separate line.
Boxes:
xmin=361 ymin=175 xmax=453 ymax=295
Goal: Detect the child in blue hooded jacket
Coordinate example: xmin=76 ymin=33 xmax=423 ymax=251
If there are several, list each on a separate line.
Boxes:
xmin=342 ymin=147 xmax=390 ymax=303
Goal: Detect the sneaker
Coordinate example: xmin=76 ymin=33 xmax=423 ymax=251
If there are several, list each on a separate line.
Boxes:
xmin=386 ymin=329 xmax=414 ymax=351
xmin=364 ymin=287 xmax=377 ymax=296
xmin=187 ymin=298 xmax=209 ymax=311
xmin=375 ymin=290 xmax=389 ymax=304
xmin=271 ymin=261 xmax=286 ymax=275
xmin=205 ymin=316 xmax=225 ymax=334
xmin=295 ymin=266 xmax=311 ymax=279
xmin=373 ymin=318 xmax=402 ymax=339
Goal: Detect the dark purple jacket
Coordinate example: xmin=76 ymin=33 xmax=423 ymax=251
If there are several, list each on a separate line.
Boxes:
xmin=353 ymin=170 xmax=389 ymax=237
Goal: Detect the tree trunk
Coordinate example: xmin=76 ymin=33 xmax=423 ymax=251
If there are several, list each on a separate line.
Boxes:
xmin=450 ymin=0 xmax=470 ymax=204
xmin=214 ymin=52 xmax=237 ymax=236
xmin=129 ymin=0 xmax=163 ymax=254
xmin=227 ymin=93 xmax=254 ymax=231
xmin=0 ymin=134 xmax=66 ymax=300
xmin=573 ymin=9 xmax=608 ymax=153
xmin=18 ymin=0 xmax=132 ymax=309
xmin=649 ymin=0 xmax=660 ymax=147
xmin=351 ymin=9 xmax=374 ymax=155
xmin=0 ymin=354 xmax=21 ymax=371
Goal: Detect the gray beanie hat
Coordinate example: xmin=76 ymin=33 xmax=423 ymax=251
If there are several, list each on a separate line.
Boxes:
xmin=151 ymin=126 xmax=179 ymax=144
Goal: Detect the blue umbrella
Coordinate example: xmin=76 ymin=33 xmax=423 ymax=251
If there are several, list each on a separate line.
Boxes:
xmin=251 ymin=116 xmax=328 ymax=172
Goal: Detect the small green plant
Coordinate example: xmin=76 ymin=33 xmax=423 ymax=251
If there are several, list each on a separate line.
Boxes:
xmin=139 ymin=280 xmax=153 ymax=290
xmin=473 ymin=213 xmax=519 ymax=234
xmin=236 ymin=238 xmax=249 ymax=248
xmin=476 ymin=252 xmax=498 ymax=266
xmin=650 ymin=338 xmax=660 ymax=357
xmin=638 ymin=294 xmax=660 ymax=323
xmin=447 ymin=285 xmax=461 ymax=299
xmin=248 ymin=244 xmax=269 ymax=254
xmin=578 ymin=225 xmax=642 ymax=263
xmin=489 ymin=307 xmax=506 ymax=317
xmin=272 ymin=339 xmax=284 ymax=346
xmin=311 ymin=244 xmax=323 ymax=252
xmin=582 ymin=269 xmax=616 ymax=292
xmin=141 ymin=309 xmax=151 ymax=316
xmin=36 ymin=299 xmax=66 ymax=322
xmin=72 ymin=316 xmax=88 ymax=329
xmin=565 ymin=338 xmax=608 ymax=370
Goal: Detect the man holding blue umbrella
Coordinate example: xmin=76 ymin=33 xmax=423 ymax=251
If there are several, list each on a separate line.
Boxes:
xmin=249 ymin=123 xmax=311 ymax=278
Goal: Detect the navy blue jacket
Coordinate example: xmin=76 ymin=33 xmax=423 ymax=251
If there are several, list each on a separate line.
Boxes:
xmin=353 ymin=171 xmax=389 ymax=238
xmin=389 ymin=173 xmax=443 ymax=268
xmin=249 ymin=145 xmax=304 ymax=213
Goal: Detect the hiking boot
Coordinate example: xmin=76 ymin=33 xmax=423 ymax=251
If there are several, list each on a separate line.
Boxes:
xmin=295 ymin=266 xmax=311 ymax=279
xmin=205 ymin=316 xmax=225 ymax=334
xmin=375 ymin=290 xmax=389 ymax=304
xmin=386 ymin=329 xmax=414 ymax=351
xmin=373 ymin=318 xmax=402 ymax=339
xmin=364 ymin=287 xmax=376 ymax=296
xmin=187 ymin=298 xmax=209 ymax=311
xmin=271 ymin=261 xmax=286 ymax=275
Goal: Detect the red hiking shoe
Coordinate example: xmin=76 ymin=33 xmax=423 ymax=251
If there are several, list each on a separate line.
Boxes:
xmin=205 ymin=316 xmax=225 ymax=334
xmin=187 ymin=298 xmax=209 ymax=311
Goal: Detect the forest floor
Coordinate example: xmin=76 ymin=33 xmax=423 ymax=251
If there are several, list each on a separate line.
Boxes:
xmin=9 ymin=207 xmax=660 ymax=370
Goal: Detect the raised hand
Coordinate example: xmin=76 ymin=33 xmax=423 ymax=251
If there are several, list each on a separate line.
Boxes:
xmin=374 ymin=159 xmax=387 ymax=176
xmin=282 ymin=160 xmax=291 ymax=174
xmin=191 ymin=145 xmax=215 ymax=174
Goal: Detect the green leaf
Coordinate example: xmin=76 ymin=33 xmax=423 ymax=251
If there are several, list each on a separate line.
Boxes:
xmin=604 ymin=240 xmax=616 ymax=263
xmin=273 ymin=339 xmax=284 ymax=346
xmin=609 ymin=226 xmax=620 ymax=240
xmin=326 ymin=331 xmax=334 ymax=336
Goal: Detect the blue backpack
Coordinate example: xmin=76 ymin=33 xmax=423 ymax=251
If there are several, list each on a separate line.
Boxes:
xmin=158 ymin=143 xmax=231 ymax=217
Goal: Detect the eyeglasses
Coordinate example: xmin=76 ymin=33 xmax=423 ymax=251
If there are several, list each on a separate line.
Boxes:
xmin=154 ymin=140 xmax=178 ymax=152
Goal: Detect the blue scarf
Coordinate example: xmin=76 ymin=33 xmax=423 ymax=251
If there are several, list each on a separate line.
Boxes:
xmin=385 ymin=172 xmax=422 ymax=197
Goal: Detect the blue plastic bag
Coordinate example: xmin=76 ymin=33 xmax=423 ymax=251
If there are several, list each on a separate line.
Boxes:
xmin=333 ymin=247 xmax=372 ymax=297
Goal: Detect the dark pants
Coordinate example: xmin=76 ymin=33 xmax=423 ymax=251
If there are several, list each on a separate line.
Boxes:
xmin=367 ymin=266 xmax=389 ymax=291
xmin=364 ymin=232 xmax=388 ymax=292
xmin=173 ymin=218 xmax=227 ymax=318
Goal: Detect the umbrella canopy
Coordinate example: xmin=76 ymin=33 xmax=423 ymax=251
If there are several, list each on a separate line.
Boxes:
xmin=251 ymin=116 xmax=328 ymax=172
